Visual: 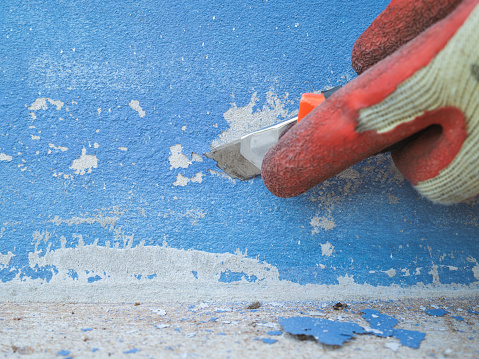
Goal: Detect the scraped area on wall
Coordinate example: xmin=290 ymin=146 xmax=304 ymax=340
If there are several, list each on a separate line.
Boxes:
xmin=0 ymin=0 xmax=478 ymax=302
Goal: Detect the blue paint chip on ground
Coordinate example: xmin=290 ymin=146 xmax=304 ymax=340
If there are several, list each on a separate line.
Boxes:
xmin=468 ymin=310 xmax=479 ymax=315
xmin=361 ymin=309 xmax=426 ymax=349
xmin=425 ymin=309 xmax=449 ymax=317
xmin=361 ymin=309 xmax=398 ymax=337
xmin=124 ymin=348 xmax=140 ymax=354
xmin=452 ymin=316 xmax=465 ymax=322
xmin=267 ymin=330 xmax=283 ymax=336
xmin=393 ymin=329 xmax=426 ymax=349
xmin=81 ymin=328 xmax=93 ymax=332
xmin=92 ymin=348 xmax=99 ymax=352
xmin=56 ymin=350 xmax=70 ymax=356
xmin=261 ymin=338 xmax=278 ymax=344
xmin=279 ymin=317 xmax=366 ymax=346
xmin=281 ymin=310 xmax=426 ymax=349
xmin=87 ymin=275 xmax=102 ymax=283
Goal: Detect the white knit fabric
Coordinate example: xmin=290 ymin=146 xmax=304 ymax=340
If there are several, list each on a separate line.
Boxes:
xmin=356 ymin=5 xmax=479 ymax=204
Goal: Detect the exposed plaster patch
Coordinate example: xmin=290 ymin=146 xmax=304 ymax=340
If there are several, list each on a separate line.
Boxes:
xmin=168 ymin=145 xmax=202 ymax=170
xmin=169 ymin=145 xmax=190 ymax=169
xmin=429 ymin=265 xmax=440 ymax=284
xmin=0 ymin=153 xmax=13 ymax=162
xmin=31 ymin=135 xmax=40 ymax=140
xmin=311 ymin=216 xmax=336 ymax=234
xmin=50 ymin=214 xmax=120 ymax=230
xmin=118 ymin=147 xmax=128 ymax=151
xmin=129 ymin=100 xmax=145 ymax=117
xmin=27 ymin=242 xmax=278 ymax=287
xmin=70 ymin=147 xmax=98 ymax=175
xmin=48 ymin=143 xmax=68 ymax=152
xmin=384 ymin=269 xmax=397 ymax=278
xmin=53 ymin=172 xmax=73 ymax=180
xmin=158 ymin=209 xmax=206 ymax=225
xmin=208 ymin=169 xmax=236 ymax=184
xmin=173 ymin=172 xmax=204 ymax=186
xmin=0 ymin=252 xmax=14 ymax=266
xmin=211 ymin=89 xmax=297 ymax=148
xmin=2 ymin=246 xmax=479 ymax=302
xmin=467 ymin=257 xmax=479 ymax=280
xmin=320 ymin=242 xmax=334 ymax=257
xmin=28 ymin=98 xmax=64 ymax=111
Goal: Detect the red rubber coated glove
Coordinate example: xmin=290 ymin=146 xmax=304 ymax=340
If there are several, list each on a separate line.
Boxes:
xmin=262 ymin=0 xmax=479 ymax=204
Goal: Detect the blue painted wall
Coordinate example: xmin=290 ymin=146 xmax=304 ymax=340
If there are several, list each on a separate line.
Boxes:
xmin=1 ymin=0 xmax=478 ymax=300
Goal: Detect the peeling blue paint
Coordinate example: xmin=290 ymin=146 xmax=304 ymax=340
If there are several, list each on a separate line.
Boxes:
xmin=87 ymin=275 xmax=102 ymax=283
xmin=281 ymin=310 xmax=425 ymax=349
xmin=68 ymin=269 xmax=78 ymax=280
xmin=279 ymin=317 xmax=366 ymax=346
xmin=218 ymin=270 xmax=258 ymax=283
xmin=261 ymin=338 xmax=278 ymax=344
xmin=425 ymin=309 xmax=449 ymax=317
xmin=267 ymin=330 xmax=283 ymax=336
xmin=361 ymin=309 xmax=425 ymax=349
xmin=123 ymin=348 xmax=140 ymax=354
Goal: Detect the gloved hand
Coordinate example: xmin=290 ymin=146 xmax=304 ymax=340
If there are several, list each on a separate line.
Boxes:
xmin=261 ymin=0 xmax=479 ymax=204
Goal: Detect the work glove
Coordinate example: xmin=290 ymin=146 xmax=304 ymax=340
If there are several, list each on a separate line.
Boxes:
xmin=261 ymin=0 xmax=479 ymax=204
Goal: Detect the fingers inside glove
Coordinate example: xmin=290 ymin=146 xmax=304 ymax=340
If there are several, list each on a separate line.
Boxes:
xmin=351 ymin=0 xmax=463 ymax=74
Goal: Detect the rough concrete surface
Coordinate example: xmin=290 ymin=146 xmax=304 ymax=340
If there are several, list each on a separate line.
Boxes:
xmin=1 ymin=299 xmax=478 ymax=358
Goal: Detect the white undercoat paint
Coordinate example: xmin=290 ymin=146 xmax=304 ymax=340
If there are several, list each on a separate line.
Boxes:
xmin=70 ymin=147 xmax=98 ymax=175
xmin=0 ymin=153 xmax=13 ymax=161
xmin=129 ymin=100 xmax=145 ymax=117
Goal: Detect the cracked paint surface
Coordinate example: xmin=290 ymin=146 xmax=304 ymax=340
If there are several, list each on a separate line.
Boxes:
xmin=0 ymin=0 xmax=478 ymax=302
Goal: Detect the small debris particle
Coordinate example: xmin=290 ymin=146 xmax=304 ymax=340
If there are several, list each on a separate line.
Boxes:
xmin=155 ymin=324 xmax=170 ymax=329
xmin=452 ymin=316 xmax=464 ymax=322
xmin=134 ymin=302 xmax=141 ymax=306
xmin=333 ymin=302 xmax=348 ymax=310
xmin=124 ymin=348 xmax=140 ymax=354
xmin=261 ymin=338 xmax=277 ymax=344
xmin=150 ymin=308 xmax=167 ymax=316
xmin=247 ymin=301 xmax=261 ymax=310
xmin=468 ymin=310 xmax=479 ymax=315
xmin=256 ymin=322 xmax=276 ymax=328
xmin=267 ymin=330 xmax=283 ymax=336
xmin=425 ymin=309 xmax=449 ymax=317
xmin=13 ymin=317 xmax=22 ymax=321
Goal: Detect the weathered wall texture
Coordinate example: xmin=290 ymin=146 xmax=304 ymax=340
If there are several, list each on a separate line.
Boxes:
xmin=0 ymin=0 xmax=478 ymax=302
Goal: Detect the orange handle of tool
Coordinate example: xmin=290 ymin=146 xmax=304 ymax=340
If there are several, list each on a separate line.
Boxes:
xmin=298 ymin=86 xmax=342 ymax=122
xmin=297 ymin=93 xmax=326 ymax=122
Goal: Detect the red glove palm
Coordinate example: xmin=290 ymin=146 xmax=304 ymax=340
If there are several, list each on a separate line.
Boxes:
xmin=262 ymin=0 xmax=479 ymax=204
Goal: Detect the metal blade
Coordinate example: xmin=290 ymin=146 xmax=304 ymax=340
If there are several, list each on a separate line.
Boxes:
xmin=205 ymin=139 xmax=261 ymax=180
xmin=205 ymin=118 xmax=297 ymax=180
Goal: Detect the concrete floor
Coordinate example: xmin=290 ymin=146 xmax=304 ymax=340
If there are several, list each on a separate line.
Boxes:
xmin=1 ymin=298 xmax=478 ymax=358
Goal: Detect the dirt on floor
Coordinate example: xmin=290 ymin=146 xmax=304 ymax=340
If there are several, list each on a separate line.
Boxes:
xmin=0 ymin=298 xmax=478 ymax=358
